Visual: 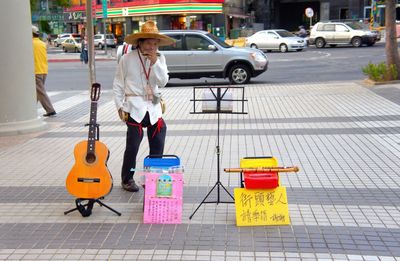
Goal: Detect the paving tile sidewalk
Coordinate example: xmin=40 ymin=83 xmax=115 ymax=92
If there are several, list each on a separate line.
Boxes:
xmin=0 ymin=81 xmax=400 ymax=261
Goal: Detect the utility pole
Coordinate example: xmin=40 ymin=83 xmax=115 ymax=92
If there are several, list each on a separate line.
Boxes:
xmin=86 ymin=0 xmax=96 ymax=85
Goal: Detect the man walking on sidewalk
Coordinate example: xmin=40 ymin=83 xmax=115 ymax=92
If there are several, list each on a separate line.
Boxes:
xmin=32 ymin=25 xmax=56 ymax=117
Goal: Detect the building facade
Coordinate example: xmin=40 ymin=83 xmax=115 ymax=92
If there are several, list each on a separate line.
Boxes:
xmin=64 ymin=0 xmax=229 ymax=43
xmin=250 ymin=0 xmax=400 ymax=31
xmin=31 ymin=0 xmax=65 ymax=35
xmin=32 ymin=0 xmax=400 ymax=40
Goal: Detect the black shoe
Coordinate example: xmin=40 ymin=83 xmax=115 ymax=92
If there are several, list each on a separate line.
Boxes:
xmin=121 ymin=179 xmax=139 ymax=192
xmin=43 ymin=111 xmax=56 ymax=117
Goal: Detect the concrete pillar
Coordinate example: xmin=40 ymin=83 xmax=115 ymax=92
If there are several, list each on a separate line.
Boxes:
xmin=320 ymin=2 xmax=330 ymax=21
xmin=0 ymin=1 xmax=46 ymax=136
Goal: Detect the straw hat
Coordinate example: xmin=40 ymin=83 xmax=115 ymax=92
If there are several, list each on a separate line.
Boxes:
xmin=124 ymin=20 xmax=175 ymax=46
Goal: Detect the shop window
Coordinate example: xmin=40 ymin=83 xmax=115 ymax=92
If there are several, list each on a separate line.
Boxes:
xmin=340 ymin=8 xmax=349 ymax=20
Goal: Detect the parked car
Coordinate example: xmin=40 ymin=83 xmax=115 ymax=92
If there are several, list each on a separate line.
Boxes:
xmin=94 ymin=34 xmax=117 ymax=49
xmin=61 ymin=37 xmax=82 ymax=53
xmin=54 ymin=33 xmax=80 ymax=47
xmin=245 ymin=29 xmax=307 ymax=52
xmin=308 ymin=21 xmax=379 ymax=48
xmin=117 ymin=30 xmax=268 ymax=84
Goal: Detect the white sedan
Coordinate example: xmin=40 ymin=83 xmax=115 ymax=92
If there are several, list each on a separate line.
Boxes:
xmin=245 ymin=29 xmax=307 ymax=52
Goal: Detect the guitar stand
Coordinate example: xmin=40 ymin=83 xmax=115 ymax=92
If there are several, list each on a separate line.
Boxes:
xmin=189 ymin=86 xmax=247 ymax=219
xmin=64 ymin=198 xmax=121 ymax=217
xmin=65 ymin=119 xmax=121 ymax=217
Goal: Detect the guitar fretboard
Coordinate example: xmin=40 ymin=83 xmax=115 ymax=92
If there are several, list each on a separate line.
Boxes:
xmin=86 ymin=100 xmax=98 ymax=160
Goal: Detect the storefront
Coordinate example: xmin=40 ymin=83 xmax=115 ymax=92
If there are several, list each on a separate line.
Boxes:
xmin=364 ymin=0 xmax=400 ymax=26
xmin=65 ymin=1 xmax=224 ymax=42
xmin=63 ymin=11 xmax=85 ymax=34
xmin=32 ymin=12 xmax=65 ymax=36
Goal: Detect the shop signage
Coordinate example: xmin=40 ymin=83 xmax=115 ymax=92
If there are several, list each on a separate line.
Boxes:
xmin=96 ymin=3 xmax=223 ymax=18
xmin=64 ymin=12 xmax=85 ymax=21
xmin=102 ymin=0 xmax=108 ymax=18
xmin=38 ymin=14 xmax=64 ymax=21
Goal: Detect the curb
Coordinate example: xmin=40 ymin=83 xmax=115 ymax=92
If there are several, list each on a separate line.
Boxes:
xmin=361 ymin=78 xmax=400 ymax=86
xmin=48 ymin=58 xmax=116 ymax=63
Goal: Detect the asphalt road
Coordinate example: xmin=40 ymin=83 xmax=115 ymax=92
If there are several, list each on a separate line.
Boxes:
xmin=47 ymin=41 xmax=390 ymax=91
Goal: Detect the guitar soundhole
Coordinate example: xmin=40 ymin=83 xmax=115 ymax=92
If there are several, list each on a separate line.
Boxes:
xmin=86 ymin=153 xmax=96 ymax=164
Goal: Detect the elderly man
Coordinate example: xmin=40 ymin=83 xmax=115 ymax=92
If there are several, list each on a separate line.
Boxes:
xmin=113 ymin=20 xmax=174 ymax=192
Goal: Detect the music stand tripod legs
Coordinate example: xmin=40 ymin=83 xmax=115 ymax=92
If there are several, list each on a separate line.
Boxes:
xmin=189 ymin=86 xmax=246 ymax=219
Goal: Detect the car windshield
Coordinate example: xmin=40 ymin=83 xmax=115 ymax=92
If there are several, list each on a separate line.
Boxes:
xmin=75 ymin=38 xmax=82 ymax=43
xmin=206 ymin=33 xmax=232 ymax=48
xmin=345 ymin=22 xmax=364 ymax=30
xmin=276 ymin=30 xmax=295 ymax=37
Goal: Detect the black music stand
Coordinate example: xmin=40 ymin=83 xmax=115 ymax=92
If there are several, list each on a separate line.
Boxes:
xmin=189 ymin=86 xmax=247 ymax=219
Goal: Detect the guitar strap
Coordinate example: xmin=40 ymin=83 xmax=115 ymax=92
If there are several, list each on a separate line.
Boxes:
xmin=75 ymin=198 xmax=95 ymax=217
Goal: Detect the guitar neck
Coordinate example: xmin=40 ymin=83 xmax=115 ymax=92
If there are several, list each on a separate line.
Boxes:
xmin=86 ymin=100 xmax=98 ymax=157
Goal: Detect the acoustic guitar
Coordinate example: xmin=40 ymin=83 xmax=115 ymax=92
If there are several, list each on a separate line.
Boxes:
xmin=66 ymin=83 xmax=113 ymax=199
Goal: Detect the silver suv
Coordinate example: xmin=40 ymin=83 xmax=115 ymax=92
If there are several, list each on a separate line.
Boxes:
xmin=94 ymin=34 xmax=117 ymax=49
xmin=309 ymin=21 xmax=379 ymax=48
xmin=117 ymin=30 xmax=268 ymax=84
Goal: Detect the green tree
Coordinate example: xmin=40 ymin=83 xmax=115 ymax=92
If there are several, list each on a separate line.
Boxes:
xmin=55 ymin=0 xmax=70 ymax=7
xmin=30 ymin=0 xmax=38 ymax=11
xmin=39 ymin=20 xmax=52 ymax=34
xmin=385 ymin=0 xmax=400 ymax=80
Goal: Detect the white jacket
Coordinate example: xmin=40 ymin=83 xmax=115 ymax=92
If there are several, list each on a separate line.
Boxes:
xmin=113 ymin=49 xmax=169 ymax=125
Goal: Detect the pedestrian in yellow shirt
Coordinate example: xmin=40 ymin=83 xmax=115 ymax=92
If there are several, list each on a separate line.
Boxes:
xmin=32 ymin=25 xmax=56 ymax=117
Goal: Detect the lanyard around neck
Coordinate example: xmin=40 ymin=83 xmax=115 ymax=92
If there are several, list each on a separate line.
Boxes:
xmin=138 ymin=49 xmax=151 ymax=82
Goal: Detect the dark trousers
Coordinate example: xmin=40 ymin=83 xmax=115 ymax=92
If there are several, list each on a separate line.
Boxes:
xmin=121 ymin=112 xmax=167 ymax=184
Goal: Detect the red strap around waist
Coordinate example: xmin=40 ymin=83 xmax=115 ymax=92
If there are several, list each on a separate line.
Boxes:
xmin=126 ymin=121 xmax=143 ymax=136
xmin=126 ymin=118 xmax=163 ymax=138
xmin=151 ymin=118 xmax=163 ymax=139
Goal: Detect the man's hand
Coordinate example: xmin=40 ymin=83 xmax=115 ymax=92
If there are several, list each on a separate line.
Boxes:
xmin=118 ymin=109 xmax=128 ymax=122
xmin=142 ymin=51 xmax=158 ymax=65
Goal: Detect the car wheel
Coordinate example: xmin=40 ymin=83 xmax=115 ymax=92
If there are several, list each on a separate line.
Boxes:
xmin=351 ymin=37 xmax=362 ymax=47
xmin=75 ymin=47 xmax=79 ymax=53
xmin=279 ymin=44 xmax=288 ymax=53
xmin=250 ymin=44 xmax=258 ymax=49
xmin=315 ymin=38 xmax=325 ymax=48
xmin=63 ymin=47 xmax=67 ymax=53
xmin=99 ymin=43 xmax=103 ymax=49
xmin=229 ymin=64 xmax=251 ymax=85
